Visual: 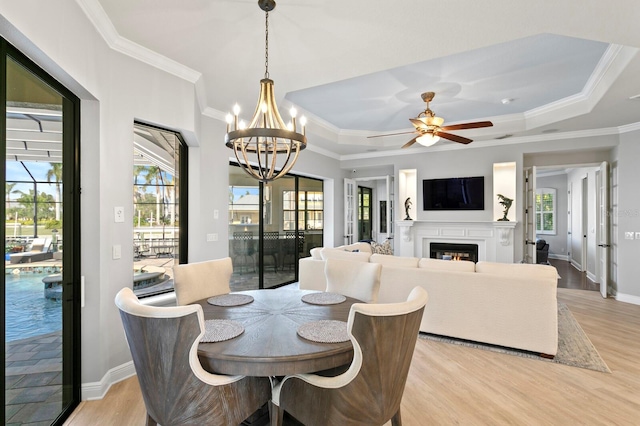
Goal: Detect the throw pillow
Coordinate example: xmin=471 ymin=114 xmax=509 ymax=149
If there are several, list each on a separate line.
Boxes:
xmin=371 ymin=240 xmax=393 ymax=255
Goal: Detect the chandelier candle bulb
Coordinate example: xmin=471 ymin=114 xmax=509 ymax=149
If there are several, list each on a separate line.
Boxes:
xmin=300 ymin=116 xmax=307 ymax=135
xmin=225 ymin=113 xmax=233 ymax=133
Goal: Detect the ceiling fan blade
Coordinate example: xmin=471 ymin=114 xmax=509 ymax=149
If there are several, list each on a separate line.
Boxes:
xmin=409 ymin=118 xmax=429 ymax=130
xmin=440 ymin=121 xmax=493 ymax=131
xmin=437 ymin=131 xmax=473 ymax=144
xmin=367 ymin=130 xmax=417 ymax=139
xmin=402 ymin=136 xmax=419 ymax=149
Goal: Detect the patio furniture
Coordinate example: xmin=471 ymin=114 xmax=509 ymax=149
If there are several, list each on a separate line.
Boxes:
xmin=173 ymin=257 xmax=232 ymax=306
xmin=232 ymin=231 xmax=255 ymax=273
xmin=9 ymin=238 xmax=53 ymax=264
xmin=115 ymin=287 xmax=271 ymax=426
xmin=282 ymin=231 xmax=304 ymax=271
xmin=263 ymin=231 xmax=280 ymax=272
xmin=271 ymin=287 xmax=429 ymax=426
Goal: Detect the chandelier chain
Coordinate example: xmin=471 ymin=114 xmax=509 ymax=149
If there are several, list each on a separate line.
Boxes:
xmin=264 ymin=11 xmax=269 ymax=79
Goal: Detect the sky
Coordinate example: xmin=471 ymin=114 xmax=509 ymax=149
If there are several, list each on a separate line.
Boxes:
xmin=6 ymin=161 xmax=59 ymax=198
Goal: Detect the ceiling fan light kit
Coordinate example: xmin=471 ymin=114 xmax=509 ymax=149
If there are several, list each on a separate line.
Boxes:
xmin=225 ymin=0 xmax=306 ymax=182
xmin=368 ymin=91 xmax=493 ymax=149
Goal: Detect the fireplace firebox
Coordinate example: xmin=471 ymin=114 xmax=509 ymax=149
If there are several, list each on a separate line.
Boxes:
xmin=430 ymin=242 xmax=479 ymax=263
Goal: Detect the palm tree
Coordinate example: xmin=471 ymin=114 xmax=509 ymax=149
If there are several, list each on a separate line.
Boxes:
xmin=6 ymin=182 xmax=18 ymax=212
xmin=46 ymin=162 xmax=63 ymax=221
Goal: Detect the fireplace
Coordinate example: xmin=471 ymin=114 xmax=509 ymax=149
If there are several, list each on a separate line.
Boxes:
xmin=430 ymin=242 xmax=479 ymax=263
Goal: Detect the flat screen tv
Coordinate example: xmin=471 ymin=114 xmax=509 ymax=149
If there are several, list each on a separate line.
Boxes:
xmin=423 ymin=176 xmax=485 ymax=210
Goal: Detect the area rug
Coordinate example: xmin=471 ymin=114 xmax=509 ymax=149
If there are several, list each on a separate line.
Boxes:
xmin=419 ymin=303 xmax=610 ymax=373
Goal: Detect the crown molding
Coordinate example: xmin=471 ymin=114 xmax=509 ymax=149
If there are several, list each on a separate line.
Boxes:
xmin=75 ymin=0 xmax=201 ymax=84
xmin=618 ymin=122 xmax=640 ymax=134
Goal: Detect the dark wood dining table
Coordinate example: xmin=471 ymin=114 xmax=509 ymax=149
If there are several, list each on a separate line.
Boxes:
xmin=197 ymin=289 xmax=358 ymax=377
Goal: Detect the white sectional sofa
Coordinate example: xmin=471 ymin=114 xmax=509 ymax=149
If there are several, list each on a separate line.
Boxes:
xmin=299 ymin=242 xmax=559 ymax=357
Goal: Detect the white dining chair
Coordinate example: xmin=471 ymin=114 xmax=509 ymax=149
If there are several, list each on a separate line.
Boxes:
xmin=324 ymin=257 xmax=382 ymax=303
xmin=173 ymin=257 xmax=232 ymax=305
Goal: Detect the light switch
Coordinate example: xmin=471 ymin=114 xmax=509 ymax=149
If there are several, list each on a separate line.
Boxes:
xmin=214 ymin=209 xmax=219 ymax=219
xmin=113 ymin=244 xmax=122 ymax=259
xmin=206 ymin=233 xmax=218 ymax=242
xmin=114 ymin=206 xmax=125 ymax=223
xmin=636 ymin=232 xmax=640 ymax=240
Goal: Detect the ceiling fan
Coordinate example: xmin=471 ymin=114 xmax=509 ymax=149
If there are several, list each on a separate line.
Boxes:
xmin=368 ymin=92 xmax=493 ymax=148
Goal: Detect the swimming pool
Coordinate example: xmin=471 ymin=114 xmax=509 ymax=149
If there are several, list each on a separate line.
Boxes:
xmin=5 ymin=273 xmax=62 ymax=342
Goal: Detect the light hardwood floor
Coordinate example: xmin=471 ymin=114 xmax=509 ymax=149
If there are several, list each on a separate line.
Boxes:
xmin=64 ymin=288 xmax=640 ymax=425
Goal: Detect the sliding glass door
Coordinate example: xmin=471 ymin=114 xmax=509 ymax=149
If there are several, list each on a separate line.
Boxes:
xmin=2 ymin=38 xmax=80 ymax=425
xmin=228 ymin=164 xmax=323 ymax=290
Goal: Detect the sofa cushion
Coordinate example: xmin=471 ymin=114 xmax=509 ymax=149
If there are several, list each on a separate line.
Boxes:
xmin=475 ymin=261 xmax=558 ymax=280
xmin=310 ymin=247 xmax=323 ymax=260
xmin=418 ymin=258 xmax=476 ymax=272
xmin=370 ymin=254 xmax=419 ymax=268
xmin=370 ymin=240 xmax=393 ymax=255
xmin=340 ymin=242 xmax=373 ymax=254
xmin=320 ymin=247 xmax=372 ymax=262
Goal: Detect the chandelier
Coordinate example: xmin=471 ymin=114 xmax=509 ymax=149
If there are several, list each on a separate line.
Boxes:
xmin=225 ymin=0 xmax=307 ymax=182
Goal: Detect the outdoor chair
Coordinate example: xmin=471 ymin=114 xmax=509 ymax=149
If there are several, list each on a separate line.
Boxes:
xmin=271 ymin=287 xmax=429 ymax=426
xmin=115 ymin=287 xmax=271 ymax=426
xmin=232 ymin=231 xmax=255 ymax=273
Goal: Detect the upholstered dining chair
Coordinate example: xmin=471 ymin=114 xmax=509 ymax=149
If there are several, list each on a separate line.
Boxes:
xmin=173 ymin=257 xmax=232 ymax=305
xmin=115 ymin=287 xmax=271 ymax=426
xmin=324 ymin=257 xmax=382 ymax=303
xmin=270 ymin=286 xmax=428 ymax=426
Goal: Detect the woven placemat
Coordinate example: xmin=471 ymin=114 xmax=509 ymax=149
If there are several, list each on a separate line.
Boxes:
xmin=301 ymin=292 xmax=346 ymax=305
xmin=201 ymin=319 xmax=244 ymax=343
xmin=207 ymin=294 xmax=254 ymax=307
xmin=297 ymin=320 xmax=349 ymax=343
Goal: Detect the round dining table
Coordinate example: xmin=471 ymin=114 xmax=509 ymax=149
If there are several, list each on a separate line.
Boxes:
xmin=197 ymin=289 xmax=358 ymax=377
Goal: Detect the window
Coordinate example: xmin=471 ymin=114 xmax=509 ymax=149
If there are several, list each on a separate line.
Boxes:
xmin=283 ymin=190 xmax=323 ymax=231
xmin=535 ymin=188 xmax=556 ymax=235
xmin=132 ymin=122 xmax=187 ymax=297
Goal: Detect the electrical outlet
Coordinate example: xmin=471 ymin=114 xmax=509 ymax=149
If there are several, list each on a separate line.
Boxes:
xmin=636 ymin=232 xmax=640 ymax=240
xmin=624 ymin=231 xmax=634 ymax=240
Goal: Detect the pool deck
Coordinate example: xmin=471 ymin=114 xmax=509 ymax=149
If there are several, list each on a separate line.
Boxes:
xmin=5 ymin=331 xmax=63 ymax=425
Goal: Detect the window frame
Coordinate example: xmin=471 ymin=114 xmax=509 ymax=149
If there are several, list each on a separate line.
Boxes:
xmin=535 ymin=187 xmax=556 ymax=235
xmin=283 ymin=189 xmax=324 ymax=231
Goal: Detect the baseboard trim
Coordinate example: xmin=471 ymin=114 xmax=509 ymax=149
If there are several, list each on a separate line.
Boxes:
xmin=615 ymin=292 xmax=640 ymax=306
xmin=81 ymin=361 xmax=136 ymax=401
xmin=586 ymin=271 xmax=597 ymax=283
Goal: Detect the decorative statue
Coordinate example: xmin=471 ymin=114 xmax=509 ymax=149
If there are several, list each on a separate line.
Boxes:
xmin=404 ymin=197 xmax=413 ymax=220
xmin=497 ymin=194 xmax=513 ymax=221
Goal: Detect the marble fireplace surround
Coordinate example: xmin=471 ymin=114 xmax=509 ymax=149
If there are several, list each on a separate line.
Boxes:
xmin=395 ymin=220 xmax=518 ymax=263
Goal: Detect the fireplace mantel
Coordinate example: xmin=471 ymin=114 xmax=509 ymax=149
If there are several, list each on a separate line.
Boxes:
xmin=395 ymin=220 xmax=518 ymax=263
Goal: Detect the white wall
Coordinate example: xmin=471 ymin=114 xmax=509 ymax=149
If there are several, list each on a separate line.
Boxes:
xmin=614 ymin=130 xmax=640 ymax=303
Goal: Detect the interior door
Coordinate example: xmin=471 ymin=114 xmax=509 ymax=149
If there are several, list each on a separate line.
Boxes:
xmin=596 ymin=161 xmax=610 ymax=298
xmin=523 ymin=167 xmax=537 ymax=263
xmin=344 ymin=178 xmax=356 ymax=245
